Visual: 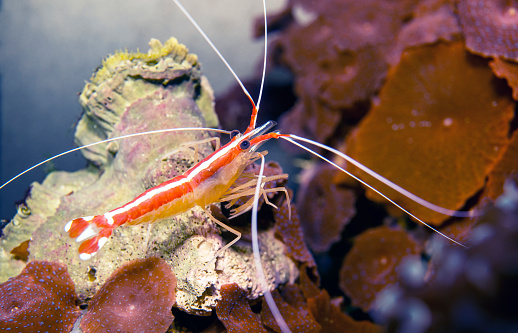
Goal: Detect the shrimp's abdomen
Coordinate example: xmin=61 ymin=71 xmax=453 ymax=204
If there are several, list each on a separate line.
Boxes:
xmin=65 ymin=175 xmax=196 ymax=260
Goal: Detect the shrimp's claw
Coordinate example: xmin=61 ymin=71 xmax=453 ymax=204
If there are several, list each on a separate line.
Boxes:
xmin=64 ymin=215 xmax=113 ymax=260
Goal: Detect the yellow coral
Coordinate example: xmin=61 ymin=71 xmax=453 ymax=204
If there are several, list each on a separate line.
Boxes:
xmin=90 ymin=37 xmax=198 ymax=85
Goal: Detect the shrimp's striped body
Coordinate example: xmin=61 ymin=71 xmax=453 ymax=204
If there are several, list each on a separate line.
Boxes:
xmin=65 ymin=117 xmax=283 ymax=260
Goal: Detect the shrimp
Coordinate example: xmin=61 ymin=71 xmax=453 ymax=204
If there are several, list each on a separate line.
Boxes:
xmin=63 ymin=117 xmax=288 ymax=260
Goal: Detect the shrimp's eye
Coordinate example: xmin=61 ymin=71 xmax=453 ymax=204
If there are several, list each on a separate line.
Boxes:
xmin=240 ymin=140 xmax=251 ymax=150
xmin=230 ymin=130 xmax=240 ymax=139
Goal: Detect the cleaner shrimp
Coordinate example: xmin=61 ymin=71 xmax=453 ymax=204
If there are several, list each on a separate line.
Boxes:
xmin=1 ymin=0 xmax=491 ymax=332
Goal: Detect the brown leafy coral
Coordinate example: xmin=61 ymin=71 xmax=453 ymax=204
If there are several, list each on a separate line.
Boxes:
xmin=274 ymin=199 xmax=316 ymax=268
xmin=342 ymin=42 xmax=515 ymax=225
xmin=81 ymin=257 xmax=176 ymax=333
xmin=339 ymin=226 xmax=422 ymax=312
xmin=216 ymin=283 xmax=268 ymax=333
xmin=296 ymin=164 xmax=356 ymax=253
xmin=457 ymin=0 xmax=518 ymax=60
xmin=261 ymin=287 xmax=321 ymax=332
xmin=0 ymin=261 xmax=79 ymax=332
xmin=216 ymin=271 xmax=382 ymax=333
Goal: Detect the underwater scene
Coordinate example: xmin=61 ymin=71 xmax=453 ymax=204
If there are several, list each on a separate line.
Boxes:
xmin=1 ymin=0 xmax=518 ymax=332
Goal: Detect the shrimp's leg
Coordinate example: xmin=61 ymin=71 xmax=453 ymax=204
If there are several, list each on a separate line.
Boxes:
xmin=201 ymin=207 xmax=241 ymax=262
xmin=224 ymin=187 xmax=291 ymax=220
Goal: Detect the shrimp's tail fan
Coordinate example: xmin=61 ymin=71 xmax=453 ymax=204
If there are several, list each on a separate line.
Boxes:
xmin=64 ymin=215 xmax=113 ymax=260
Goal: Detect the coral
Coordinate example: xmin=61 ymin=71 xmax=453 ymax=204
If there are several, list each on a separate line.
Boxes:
xmin=307 ymin=289 xmax=383 ymax=333
xmin=0 ymin=261 xmax=79 ymax=332
xmin=298 ymin=265 xmax=321 ymax=300
xmin=296 ymin=164 xmax=356 ymax=253
xmin=81 ymin=257 xmax=176 ymax=333
xmin=388 ymin=2 xmax=461 ymax=65
xmin=279 ymin=99 xmax=343 ymax=146
xmin=490 ymin=58 xmax=518 ymax=100
xmin=261 ymin=288 xmax=321 ymax=333
xmin=457 ymin=0 xmax=518 ymax=60
xmin=339 ymin=226 xmax=422 ymax=312
xmin=274 ymin=196 xmax=316 ymax=268
xmin=215 ymin=1 xmax=518 ymax=331
xmin=216 ymin=283 xmax=267 ymax=333
xmin=2 ymin=37 xmax=297 ymax=316
xmin=342 ymin=42 xmax=515 ymax=225
xmin=272 ymin=0 xmax=422 ymax=142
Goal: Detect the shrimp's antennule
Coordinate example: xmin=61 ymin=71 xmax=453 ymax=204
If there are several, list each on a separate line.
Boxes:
xmin=64 ymin=215 xmax=113 ymax=260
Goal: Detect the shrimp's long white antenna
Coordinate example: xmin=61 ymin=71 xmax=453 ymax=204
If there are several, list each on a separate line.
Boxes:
xmin=0 ymin=128 xmax=231 ymax=190
xmin=172 ymin=2 xmax=289 ymax=330
xmin=171 ymin=0 xmax=256 ymax=108
xmin=252 ymin=154 xmax=292 ymax=333
xmin=282 ymin=135 xmax=470 ymax=248
xmin=255 ymin=0 xmax=268 ymax=116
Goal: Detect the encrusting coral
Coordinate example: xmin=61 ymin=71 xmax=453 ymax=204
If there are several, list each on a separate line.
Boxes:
xmin=0 ymin=261 xmax=79 ymax=332
xmin=81 ymin=257 xmax=176 ymax=333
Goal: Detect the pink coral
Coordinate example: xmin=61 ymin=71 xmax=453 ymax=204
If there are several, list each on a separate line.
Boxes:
xmin=458 ymin=0 xmax=518 ymax=60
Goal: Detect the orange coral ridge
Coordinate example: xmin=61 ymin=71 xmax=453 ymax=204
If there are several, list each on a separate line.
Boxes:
xmin=0 ymin=261 xmax=80 ymax=332
xmin=81 ymin=257 xmax=176 ymax=333
xmin=342 ymin=42 xmax=515 ymax=225
xmin=490 ymin=58 xmax=518 ymax=101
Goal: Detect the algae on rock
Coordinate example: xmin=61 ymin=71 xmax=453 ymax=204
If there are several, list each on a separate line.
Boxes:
xmin=1 ymin=37 xmax=297 ymax=315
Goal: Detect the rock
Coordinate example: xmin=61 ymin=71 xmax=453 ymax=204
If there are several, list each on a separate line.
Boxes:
xmin=2 ymin=37 xmax=297 ymax=315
